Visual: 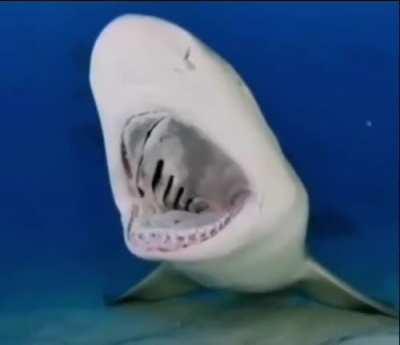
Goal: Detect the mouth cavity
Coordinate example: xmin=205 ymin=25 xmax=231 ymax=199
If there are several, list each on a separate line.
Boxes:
xmin=130 ymin=191 xmax=248 ymax=252
xmin=121 ymin=111 xmax=250 ymax=254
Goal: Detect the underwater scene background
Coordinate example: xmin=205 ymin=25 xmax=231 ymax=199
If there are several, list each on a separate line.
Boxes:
xmin=0 ymin=2 xmax=398 ymax=344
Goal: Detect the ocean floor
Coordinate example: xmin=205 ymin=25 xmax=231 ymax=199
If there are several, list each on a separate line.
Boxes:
xmin=0 ymin=264 xmax=398 ymax=345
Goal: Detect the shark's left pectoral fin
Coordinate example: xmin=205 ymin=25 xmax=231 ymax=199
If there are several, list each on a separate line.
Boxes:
xmin=104 ymin=263 xmax=200 ymax=305
xmin=299 ymin=258 xmax=398 ymax=318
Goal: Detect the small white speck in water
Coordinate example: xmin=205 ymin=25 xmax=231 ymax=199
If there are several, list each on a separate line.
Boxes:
xmin=365 ymin=120 xmax=373 ymax=127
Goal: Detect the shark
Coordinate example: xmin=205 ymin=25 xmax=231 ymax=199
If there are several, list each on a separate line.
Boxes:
xmin=89 ymin=14 xmax=396 ymax=317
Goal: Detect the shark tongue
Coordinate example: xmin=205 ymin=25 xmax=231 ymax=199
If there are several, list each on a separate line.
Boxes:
xmin=138 ymin=210 xmax=221 ymax=231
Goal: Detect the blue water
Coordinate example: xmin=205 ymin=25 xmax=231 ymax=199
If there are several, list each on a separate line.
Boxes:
xmin=0 ymin=2 xmax=398 ymax=317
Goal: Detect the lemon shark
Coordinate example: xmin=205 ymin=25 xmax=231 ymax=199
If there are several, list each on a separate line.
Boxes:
xmin=89 ymin=14 xmax=395 ymax=316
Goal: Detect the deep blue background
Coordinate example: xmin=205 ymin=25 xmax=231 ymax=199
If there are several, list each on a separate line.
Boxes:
xmin=0 ymin=3 xmax=398 ymax=307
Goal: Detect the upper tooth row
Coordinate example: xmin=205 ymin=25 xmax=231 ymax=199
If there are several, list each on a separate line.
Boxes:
xmin=132 ymin=212 xmax=231 ymax=251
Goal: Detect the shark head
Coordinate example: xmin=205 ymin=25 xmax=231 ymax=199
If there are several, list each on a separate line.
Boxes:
xmin=90 ymin=15 xmax=308 ymax=263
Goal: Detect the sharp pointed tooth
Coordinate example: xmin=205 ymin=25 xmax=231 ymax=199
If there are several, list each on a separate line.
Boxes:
xmin=188 ymin=230 xmax=197 ymax=244
xmin=176 ymin=232 xmax=186 ymax=249
xmin=158 ymin=235 xmax=167 ymax=250
xmin=183 ymin=233 xmax=191 ymax=246
xmin=149 ymin=231 xmax=160 ymax=246
xmin=169 ymin=233 xmax=178 ymax=249
xmin=199 ymin=229 xmax=208 ymax=242
xmin=158 ymin=232 xmax=165 ymax=244
xmin=225 ymin=214 xmax=231 ymax=225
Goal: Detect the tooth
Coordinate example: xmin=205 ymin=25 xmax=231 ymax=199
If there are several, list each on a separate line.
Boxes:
xmin=176 ymin=233 xmax=186 ymax=249
xmin=177 ymin=234 xmax=184 ymax=242
xmin=188 ymin=231 xmax=197 ymax=243
xmin=158 ymin=232 xmax=165 ymax=244
xmin=150 ymin=232 xmax=158 ymax=246
xmin=169 ymin=233 xmax=178 ymax=249
xmin=160 ymin=233 xmax=168 ymax=247
xmin=199 ymin=230 xmax=208 ymax=242
xmin=222 ymin=215 xmax=229 ymax=227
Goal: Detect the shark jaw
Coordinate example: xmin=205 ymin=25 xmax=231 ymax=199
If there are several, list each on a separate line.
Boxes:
xmin=127 ymin=189 xmax=252 ymax=256
xmin=125 ymin=190 xmax=261 ymax=263
xmin=120 ymin=110 xmax=259 ymax=262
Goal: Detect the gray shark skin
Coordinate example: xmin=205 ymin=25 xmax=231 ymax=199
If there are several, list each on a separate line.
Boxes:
xmin=89 ymin=14 xmax=397 ymax=318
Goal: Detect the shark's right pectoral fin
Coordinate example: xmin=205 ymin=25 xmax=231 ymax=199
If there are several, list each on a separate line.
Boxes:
xmin=299 ymin=258 xmax=398 ymax=318
xmin=104 ymin=263 xmax=200 ymax=305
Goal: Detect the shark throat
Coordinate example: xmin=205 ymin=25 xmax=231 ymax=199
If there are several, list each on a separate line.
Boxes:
xmin=121 ymin=110 xmax=250 ymax=253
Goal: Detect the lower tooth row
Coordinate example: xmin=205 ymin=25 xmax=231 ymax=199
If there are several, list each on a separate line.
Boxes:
xmin=133 ymin=212 xmax=232 ymax=251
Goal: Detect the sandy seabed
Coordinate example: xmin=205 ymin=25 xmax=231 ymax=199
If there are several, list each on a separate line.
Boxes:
xmin=0 ymin=264 xmax=398 ymax=345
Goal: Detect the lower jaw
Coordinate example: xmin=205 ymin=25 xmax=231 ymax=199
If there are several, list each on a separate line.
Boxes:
xmin=128 ymin=197 xmax=246 ymax=254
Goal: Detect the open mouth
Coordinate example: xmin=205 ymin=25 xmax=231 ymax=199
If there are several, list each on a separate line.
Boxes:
xmin=129 ymin=190 xmax=249 ymax=252
xmin=121 ymin=111 xmax=251 ymax=254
